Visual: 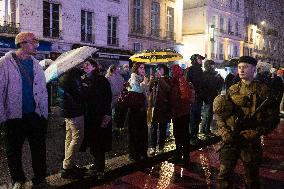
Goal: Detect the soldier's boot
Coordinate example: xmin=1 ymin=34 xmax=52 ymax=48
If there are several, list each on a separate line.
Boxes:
xmin=244 ymin=163 xmax=260 ymax=189
xmin=217 ymin=162 xmax=235 ymax=189
xmin=217 ymin=177 xmax=233 ymax=189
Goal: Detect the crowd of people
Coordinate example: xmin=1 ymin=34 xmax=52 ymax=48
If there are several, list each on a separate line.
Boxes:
xmin=0 ymin=32 xmax=283 ymax=189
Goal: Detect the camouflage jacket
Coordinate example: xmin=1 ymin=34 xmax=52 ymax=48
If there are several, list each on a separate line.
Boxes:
xmin=213 ymin=80 xmax=279 ymax=142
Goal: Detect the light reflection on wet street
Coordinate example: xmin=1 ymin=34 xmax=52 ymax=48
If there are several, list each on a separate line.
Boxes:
xmin=92 ymin=121 xmax=284 ymax=189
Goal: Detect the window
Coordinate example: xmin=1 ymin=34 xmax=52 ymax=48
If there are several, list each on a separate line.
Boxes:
xmin=249 ymin=28 xmax=253 ymax=42
xmin=220 ymin=17 xmax=224 ymax=32
xmin=228 ymin=19 xmax=232 ymax=33
xmin=43 ymin=1 xmax=60 ymax=38
xmin=211 ymin=15 xmax=216 ymax=27
xmin=133 ymin=0 xmax=143 ymax=33
xmin=235 ymin=21 xmax=239 ymax=36
xmin=233 ymin=45 xmax=238 ymax=57
xmin=219 ymin=43 xmax=224 ymax=60
xmin=211 ymin=41 xmax=216 ymax=59
xmin=81 ymin=10 xmax=93 ymax=42
xmin=236 ymin=1 xmax=240 ymax=12
xmin=134 ymin=42 xmax=142 ymax=52
xmin=151 ymin=2 xmax=160 ymax=37
xmin=107 ymin=15 xmax=118 ymax=46
xmin=166 ymin=7 xmax=174 ymax=39
xmin=229 ymin=0 xmax=233 ymax=9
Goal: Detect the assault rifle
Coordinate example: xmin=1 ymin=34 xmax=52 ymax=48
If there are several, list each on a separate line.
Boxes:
xmin=217 ymin=96 xmax=270 ymax=152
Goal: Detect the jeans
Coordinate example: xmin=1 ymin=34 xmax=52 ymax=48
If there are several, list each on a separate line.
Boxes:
xmin=200 ymin=102 xmax=213 ymax=134
xmin=63 ymin=115 xmax=84 ymax=169
xmin=5 ymin=113 xmax=47 ymax=183
xmin=190 ymin=101 xmax=202 ymax=139
xmin=150 ymin=121 xmax=167 ymax=149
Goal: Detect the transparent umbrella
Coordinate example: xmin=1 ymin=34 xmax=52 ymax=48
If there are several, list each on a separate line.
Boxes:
xmin=44 ymin=46 xmax=98 ymax=83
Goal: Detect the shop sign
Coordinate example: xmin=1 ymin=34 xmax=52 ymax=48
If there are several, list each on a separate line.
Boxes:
xmin=98 ymin=52 xmax=120 ymax=60
xmin=0 ymin=37 xmax=16 ymax=48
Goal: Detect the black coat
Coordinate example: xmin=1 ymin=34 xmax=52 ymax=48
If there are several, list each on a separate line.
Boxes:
xmin=225 ymin=72 xmax=235 ymax=91
xmin=203 ymin=69 xmax=224 ymax=103
xmin=58 ymin=68 xmax=85 ymax=118
xmin=186 ymin=64 xmax=205 ymax=102
xmin=80 ymin=71 xmax=113 ymax=153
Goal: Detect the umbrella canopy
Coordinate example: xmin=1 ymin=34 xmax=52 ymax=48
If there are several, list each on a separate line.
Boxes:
xmin=44 ymin=46 xmax=98 ymax=83
xmin=130 ymin=49 xmax=183 ymax=64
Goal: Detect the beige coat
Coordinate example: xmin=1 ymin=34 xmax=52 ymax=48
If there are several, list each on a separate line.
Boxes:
xmin=0 ymin=51 xmax=48 ymax=123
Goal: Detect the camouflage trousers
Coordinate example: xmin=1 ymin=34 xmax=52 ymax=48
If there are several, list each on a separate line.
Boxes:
xmin=217 ymin=141 xmax=262 ymax=189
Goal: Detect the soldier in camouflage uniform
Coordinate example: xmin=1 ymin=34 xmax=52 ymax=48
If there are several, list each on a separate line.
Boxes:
xmin=213 ymin=56 xmax=280 ymax=189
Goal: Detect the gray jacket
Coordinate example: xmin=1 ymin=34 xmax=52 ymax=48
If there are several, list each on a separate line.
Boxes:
xmin=0 ymin=51 xmax=48 ymax=123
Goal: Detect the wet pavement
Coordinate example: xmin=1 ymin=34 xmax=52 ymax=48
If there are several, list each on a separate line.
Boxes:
xmin=89 ymin=121 xmax=284 ymax=189
xmin=0 ymin=106 xmax=283 ymax=188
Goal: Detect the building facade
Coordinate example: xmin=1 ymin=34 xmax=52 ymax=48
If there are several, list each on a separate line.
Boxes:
xmin=128 ymin=0 xmax=183 ymax=53
xmin=0 ymin=0 xmax=131 ymax=67
xmin=182 ymin=0 xmax=245 ymax=63
xmin=244 ymin=0 xmax=284 ymax=67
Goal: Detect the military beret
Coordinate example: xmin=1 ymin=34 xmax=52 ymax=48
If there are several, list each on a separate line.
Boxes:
xmin=238 ymin=56 xmax=257 ymax=66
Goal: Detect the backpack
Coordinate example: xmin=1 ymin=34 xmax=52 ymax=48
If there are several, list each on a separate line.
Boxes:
xmin=179 ymin=78 xmax=196 ymax=104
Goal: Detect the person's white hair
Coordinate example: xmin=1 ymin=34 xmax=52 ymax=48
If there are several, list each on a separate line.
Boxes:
xmin=256 ymin=62 xmax=272 ymax=73
xmin=270 ymin=67 xmax=277 ymax=74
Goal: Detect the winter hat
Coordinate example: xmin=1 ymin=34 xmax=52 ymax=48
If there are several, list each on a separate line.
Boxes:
xmin=204 ymin=60 xmax=215 ymax=70
xmin=190 ymin=54 xmax=205 ymax=62
xmin=238 ymin=56 xmax=257 ymax=66
xmin=15 ymin=32 xmax=37 ymax=45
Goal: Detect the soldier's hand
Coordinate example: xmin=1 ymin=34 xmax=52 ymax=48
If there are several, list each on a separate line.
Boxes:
xmin=240 ymin=130 xmax=258 ymax=140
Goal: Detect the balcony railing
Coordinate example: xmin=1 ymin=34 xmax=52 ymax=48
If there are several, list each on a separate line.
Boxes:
xmin=131 ymin=25 xmax=144 ymax=34
xmin=81 ymin=34 xmax=95 ymax=43
xmin=235 ymin=33 xmax=241 ymax=37
xmin=228 ymin=31 xmax=234 ymax=35
xmin=219 ymin=28 xmax=226 ymax=34
xmin=43 ymin=28 xmax=62 ymax=39
xmin=107 ymin=37 xmax=119 ymax=46
xmin=164 ymin=31 xmax=175 ymax=40
xmin=150 ymin=28 xmax=161 ymax=37
xmin=0 ymin=22 xmax=20 ymax=35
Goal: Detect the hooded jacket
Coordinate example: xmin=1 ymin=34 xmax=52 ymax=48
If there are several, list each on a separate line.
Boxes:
xmin=170 ymin=65 xmax=191 ymax=118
